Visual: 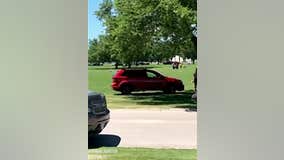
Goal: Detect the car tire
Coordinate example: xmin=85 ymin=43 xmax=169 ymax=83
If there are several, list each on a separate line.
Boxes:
xmin=120 ymin=84 xmax=132 ymax=95
xmin=163 ymin=85 xmax=176 ymax=94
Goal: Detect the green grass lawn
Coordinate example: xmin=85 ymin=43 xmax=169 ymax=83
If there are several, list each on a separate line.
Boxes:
xmin=88 ymin=64 xmax=197 ymax=109
xmin=88 ymin=147 xmax=197 ymax=160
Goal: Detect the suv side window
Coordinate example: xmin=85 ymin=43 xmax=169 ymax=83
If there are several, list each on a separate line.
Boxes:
xmin=146 ymin=71 xmax=158 ymax=78
xmin=123 ymin=70 xmax=147 ymax=78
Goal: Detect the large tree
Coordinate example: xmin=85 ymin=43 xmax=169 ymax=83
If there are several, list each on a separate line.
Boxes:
xmin=93 ymin=0 xmax=197 ymax=67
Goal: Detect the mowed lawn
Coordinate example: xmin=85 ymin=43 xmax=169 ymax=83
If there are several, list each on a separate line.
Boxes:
xmin=88 ymin=147 xmax=197 ymax=160
xmin=88 ymin=64 xmax=197 ymax=109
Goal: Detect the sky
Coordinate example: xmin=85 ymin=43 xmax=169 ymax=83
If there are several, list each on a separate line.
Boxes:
xmin=88 ymin=0 xmax=105 ymax=40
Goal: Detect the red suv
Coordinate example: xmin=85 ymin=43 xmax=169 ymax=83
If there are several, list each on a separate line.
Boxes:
xmin=112 ymin=69 xmax=184 ymax=94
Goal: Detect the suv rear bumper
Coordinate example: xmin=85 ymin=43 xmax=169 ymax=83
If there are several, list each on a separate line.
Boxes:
xmin=111 ymin=83 xmax=120 ymax=91
xmin=88 ymin=109 xmax=110 ymax=133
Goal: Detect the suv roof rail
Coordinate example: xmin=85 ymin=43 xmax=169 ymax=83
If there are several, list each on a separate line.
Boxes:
xmin=120 ymin=67 xmax=148 ymax=70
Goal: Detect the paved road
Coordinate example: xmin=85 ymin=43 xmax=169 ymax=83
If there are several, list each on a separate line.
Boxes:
xmin=100 ymin=109 xmax=197 ymax=149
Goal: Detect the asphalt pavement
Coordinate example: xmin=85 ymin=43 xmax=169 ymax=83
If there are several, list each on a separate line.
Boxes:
xmin=96 ymin=109 xmax=197 ymax=149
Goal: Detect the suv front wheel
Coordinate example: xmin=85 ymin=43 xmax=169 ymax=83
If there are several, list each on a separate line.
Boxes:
xmin=163 ymin=85 xmax=176 ymax=94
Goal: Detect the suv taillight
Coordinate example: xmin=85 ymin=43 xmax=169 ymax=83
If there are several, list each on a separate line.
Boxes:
xmin=113 ymin=78 xmax=119 ymax=83
xmin=113 ymin=76 xmax=127 ymax=83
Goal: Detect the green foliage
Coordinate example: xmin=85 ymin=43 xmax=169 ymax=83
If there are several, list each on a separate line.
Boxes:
xmin=88 ymin=36 xmax=115 ymax=63
xmin=90 ymin=0 xmax=197 ymax=66
xmin=88 ymin=39 xmax=98 ymax=63
xmin=95 ymin=0 xmax=113 ymax=21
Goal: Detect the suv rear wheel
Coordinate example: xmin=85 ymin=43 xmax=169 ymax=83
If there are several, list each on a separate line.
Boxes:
xmin=120 ymin=84 xmax=132 ymax=95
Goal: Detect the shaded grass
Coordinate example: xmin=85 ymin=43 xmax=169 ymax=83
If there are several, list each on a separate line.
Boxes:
xmin=89 ymin=64 xmax=197 ymax=109
xmin=88 ymin=147 xmax=197 ymax=160
xmin=124 ymin=90 xmax=196 ymax=109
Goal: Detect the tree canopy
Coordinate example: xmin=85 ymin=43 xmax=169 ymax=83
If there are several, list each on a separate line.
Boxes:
xmin=88 ymin=0 xmax=197 ymax=67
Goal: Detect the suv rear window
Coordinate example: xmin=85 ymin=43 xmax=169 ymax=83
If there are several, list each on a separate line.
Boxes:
xmin=114 ymin=69 xmax=125 ymax=76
